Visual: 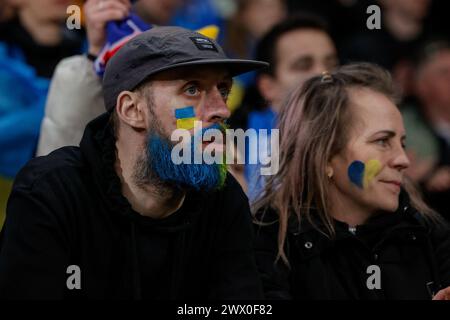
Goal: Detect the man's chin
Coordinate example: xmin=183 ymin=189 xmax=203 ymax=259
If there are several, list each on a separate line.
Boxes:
xmin=146 ymin=132 xmax=227 ymax=193
xmin=155 ymin=163 xmax=227 ymax=193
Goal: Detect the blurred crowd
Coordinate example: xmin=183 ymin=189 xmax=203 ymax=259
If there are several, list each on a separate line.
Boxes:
xmin=0 ymin=0 xmax=449 ymax=227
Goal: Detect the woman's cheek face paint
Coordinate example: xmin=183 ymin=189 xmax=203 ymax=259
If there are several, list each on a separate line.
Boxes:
xmin=348 ymin=159 xmax=382 ymax=189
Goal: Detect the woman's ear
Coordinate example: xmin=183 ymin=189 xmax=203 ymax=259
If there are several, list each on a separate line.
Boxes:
xmin=115 ymin=91 xmax=147 ymax=130
xmin=326 ymin=165 xmax=334 ymax=179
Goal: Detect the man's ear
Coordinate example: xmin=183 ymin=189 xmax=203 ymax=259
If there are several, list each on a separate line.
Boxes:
xmin=257 ymin=74 xmax=279 ymax=105
xmin=115 ymin=91 xmax=147 ymax=130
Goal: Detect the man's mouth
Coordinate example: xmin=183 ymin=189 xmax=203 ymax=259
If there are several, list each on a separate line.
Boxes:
xmin=201 ymin=139 xmax=225 ymax=152
xmin=199 ymin=124 xmax=226 ymax=145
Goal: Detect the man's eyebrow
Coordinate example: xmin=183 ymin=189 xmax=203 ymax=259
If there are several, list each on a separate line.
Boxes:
xmin=221 ymin=78 xmax=234 ymax=86
xmin=180 ymin=75 xmax=233 ymax=85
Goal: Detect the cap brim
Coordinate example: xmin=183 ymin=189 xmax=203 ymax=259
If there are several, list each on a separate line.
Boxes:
xmin=148 ymin=59 xmax=269 ymax=78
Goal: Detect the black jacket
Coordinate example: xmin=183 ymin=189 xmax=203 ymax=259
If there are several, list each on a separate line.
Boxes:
xmin=254 ymin=192 xmax=450 ymax=300
xmin=0 ymin=113 xmax=263 ymax=300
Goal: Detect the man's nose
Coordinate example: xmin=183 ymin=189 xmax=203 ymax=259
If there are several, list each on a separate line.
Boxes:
xmin=200 ymin=88 xmax=231 ymax=123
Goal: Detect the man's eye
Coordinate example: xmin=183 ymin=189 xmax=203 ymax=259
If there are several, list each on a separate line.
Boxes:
xmin=185 ymin=85 xmax=199 ymax=96
xmin=219 ymin=87 xmax=231 ymax=99
xmin=292 ymin=59 xmax=313 ymax=72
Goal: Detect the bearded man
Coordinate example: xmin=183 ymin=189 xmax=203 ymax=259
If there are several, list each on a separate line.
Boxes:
xmin=0 ymin=26 xmax=268 ymax=299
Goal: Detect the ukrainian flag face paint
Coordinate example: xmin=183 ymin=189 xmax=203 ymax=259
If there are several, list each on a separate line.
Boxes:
xmin=175 ymin=106 xmax=198 ymax=130
xmin=348 ymin=159 xmax=382 ymax=189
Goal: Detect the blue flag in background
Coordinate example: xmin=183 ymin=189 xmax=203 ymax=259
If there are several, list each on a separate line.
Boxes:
xmin=94 ymin=12 xmax=151 ymax=77
xmin=0 ymin=43 xmax=49 ymax=178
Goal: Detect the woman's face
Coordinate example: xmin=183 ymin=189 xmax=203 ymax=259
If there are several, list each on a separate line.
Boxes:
xmin=328 ymin=87 xmax=410 ymax=216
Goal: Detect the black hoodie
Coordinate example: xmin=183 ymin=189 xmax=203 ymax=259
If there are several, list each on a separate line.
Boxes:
xmin=0 ymin=113 xmax=263 ymax=300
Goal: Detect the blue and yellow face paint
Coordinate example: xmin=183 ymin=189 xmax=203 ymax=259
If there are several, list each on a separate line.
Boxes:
xmin=348 ymin=159 xmax=382 ymax=189
xmin=175 ymin=106 xmax=198 ymax=130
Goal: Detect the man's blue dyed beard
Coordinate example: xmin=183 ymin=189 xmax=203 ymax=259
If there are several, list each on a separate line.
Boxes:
xmin=146 ymin=127 xmax=225 ymax=192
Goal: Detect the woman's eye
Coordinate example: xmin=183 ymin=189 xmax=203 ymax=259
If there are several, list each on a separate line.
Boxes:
xmin=376 ymin=138 xmax=389 ymax=147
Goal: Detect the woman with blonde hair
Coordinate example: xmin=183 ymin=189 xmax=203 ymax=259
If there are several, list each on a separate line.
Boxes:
xmin=254 ymin=63 xmax=450 ymax=300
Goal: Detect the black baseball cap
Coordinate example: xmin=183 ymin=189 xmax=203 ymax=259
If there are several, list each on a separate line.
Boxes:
xmin=103 ymin=26 xmax=269 ymax=111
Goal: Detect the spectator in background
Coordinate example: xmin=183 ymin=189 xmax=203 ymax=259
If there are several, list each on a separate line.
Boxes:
xmin=225 ymin=0 xmax=287 ymax=61
xmin=340 ymin=0 xmax=435 ymax=97
xmin=221 ymin=0 xmax=287 ymax=116
xmin=0 ymin=0 xmax=84 ymax=78
xmin=133 ymin=0 xmax=181 ymax=26
xmin=286 ymin=0 xmax=373 ymax=47
xmin=171 ymin=0 xmax=225 ymax=33
xmin=341 ymin=0 xmax=432 ymax=70
xmin=0 ymin=0 xmax=15 ymax=22
xmin=239 ymin=15 xmax=338 ymax=200
xmin=402 ymin=39 xmax=450 ymax=220
xmin=0 ymin=0 xmax=84 ymax=226
xmin=255 ymin=15 xmax=338 ymax=114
